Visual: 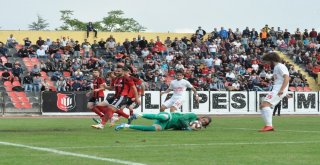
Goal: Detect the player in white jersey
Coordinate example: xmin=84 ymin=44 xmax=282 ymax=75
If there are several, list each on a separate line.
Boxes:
xmin=160 ymin=70 xmax=200 ymax=112
xmin=259 ymin=52 xmax=289 ymax=132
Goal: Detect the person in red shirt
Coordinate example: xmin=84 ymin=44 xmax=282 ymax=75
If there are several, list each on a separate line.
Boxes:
xmin=122 ymin=66 xmax=145 ymax=123
xmin=91 ymin=65 xmax=140 ymax=129
xmin=87 ymin=69 xmax=106 ymax=126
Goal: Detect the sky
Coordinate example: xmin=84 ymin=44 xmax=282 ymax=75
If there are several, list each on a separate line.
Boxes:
xmin=1 ymin=0 xmax=320 ymax=33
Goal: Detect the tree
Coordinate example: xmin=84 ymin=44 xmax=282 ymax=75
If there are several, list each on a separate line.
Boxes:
xmin=101 ymin=10 xmax=146 ymax=32
xmin=29 ymin=15 xmax=49 ymax=31
xmin=57 ymin=9 xmax=146 ymax=32
xmin=59 ymin=10 xmax=74 ymax=30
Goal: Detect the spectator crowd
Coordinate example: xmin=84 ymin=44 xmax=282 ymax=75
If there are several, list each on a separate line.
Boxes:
xmin=1 ymin=24 xmax=320 ymax=92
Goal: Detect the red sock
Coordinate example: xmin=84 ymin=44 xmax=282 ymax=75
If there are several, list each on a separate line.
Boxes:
xmin=116 ymin=109 xmax=129 ymax=119
xmin=104 ymin=107 xmax=114 ymax=125
xmin=92 ymin=106 xmax=104 ymax=117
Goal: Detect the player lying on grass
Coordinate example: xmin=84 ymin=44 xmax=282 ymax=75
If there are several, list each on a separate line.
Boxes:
xmin=115 ymin=112 xmax=212 ymax=131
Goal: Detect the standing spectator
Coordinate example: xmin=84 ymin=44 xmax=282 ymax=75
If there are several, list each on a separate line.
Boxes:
xmin=309 ymin=28 xmax=318 ymax=43
xmin=86 ymin=22 xmax=97 ymax=38
xmin=196 ymin=26 xmax=206 ymax=39
xmin=91 ymin=40 xmax=99 ymax=57
xmin=83 ymin=42 xmax=91 ymax=58
xmin=73 ymin=41 xmax=81 ymax=58
xmin=219 ymin=27 xmax=228 ymax=39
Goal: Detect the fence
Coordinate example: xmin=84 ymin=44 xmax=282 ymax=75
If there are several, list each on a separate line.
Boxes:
xmin=38 ymin=91 xmax=320 ymax=115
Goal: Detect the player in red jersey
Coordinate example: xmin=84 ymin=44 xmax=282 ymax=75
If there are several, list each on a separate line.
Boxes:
xmin=123 ymin=66 xmax=145 ymax=123
xmin=87 ymin=69 xmax=107 ymax=126
xmin=91 ymin=65 xmax=140 ymax=129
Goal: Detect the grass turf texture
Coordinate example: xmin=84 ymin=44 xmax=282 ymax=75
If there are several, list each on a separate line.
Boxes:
xmin=0 ymin=116 xmax=319 ymax=165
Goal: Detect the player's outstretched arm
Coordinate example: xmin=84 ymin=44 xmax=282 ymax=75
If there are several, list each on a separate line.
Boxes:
xmin=191 ymin=87 xmax=200 ymax=102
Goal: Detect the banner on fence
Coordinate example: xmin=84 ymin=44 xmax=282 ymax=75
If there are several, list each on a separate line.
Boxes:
xmin=42 ymin=91 xmax=320 ymax=115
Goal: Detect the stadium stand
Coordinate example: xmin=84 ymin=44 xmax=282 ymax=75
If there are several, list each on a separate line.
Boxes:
xmin=0 ymin=27 xmax=319 ymax=112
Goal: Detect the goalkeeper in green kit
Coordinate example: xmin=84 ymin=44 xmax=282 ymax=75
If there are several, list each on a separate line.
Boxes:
xmin=115 ymin=112 xmax=212 ymax=131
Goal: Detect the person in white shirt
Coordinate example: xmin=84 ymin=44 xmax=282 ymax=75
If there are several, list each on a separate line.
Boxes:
xmin=259 ymin=52 xmax=289 ymax=132
xmin=36 ymin=46 xmax=46 ymax=58
xmin=160 ymin=70 xmax=199 ymax=112
xmin=208 ymin=42 xmax=218 ymax=56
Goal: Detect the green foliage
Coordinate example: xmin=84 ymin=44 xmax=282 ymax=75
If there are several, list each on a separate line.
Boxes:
xmin=58 ymin=9 xmax=146 ymax=32
xmin=28 ymin=15 xmax=49 ymax=31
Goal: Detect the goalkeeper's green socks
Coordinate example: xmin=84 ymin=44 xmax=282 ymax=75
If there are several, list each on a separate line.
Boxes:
xmin=129 ymin=125 xmax=156 ymax=131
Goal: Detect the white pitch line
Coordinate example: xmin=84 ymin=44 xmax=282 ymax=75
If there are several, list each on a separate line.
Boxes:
xmin=54 ymin=141 xmax=320 ymax=149
xmin=0 ymin=141 xmax=145 ymax=165
xmin=215 ymin=127 xmax=320 ymax=133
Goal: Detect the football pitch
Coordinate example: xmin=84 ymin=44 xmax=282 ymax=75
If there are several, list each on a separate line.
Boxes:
xmin=0 ymin=116 xmax=320 ymax=165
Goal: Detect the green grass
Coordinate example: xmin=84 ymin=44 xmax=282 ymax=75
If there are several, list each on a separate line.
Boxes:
xmin=0 ymin=116 xmax=320 ymax=165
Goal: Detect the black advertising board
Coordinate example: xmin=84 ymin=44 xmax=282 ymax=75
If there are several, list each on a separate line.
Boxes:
xmin=42 ymin=92 xmax=89 ymax=113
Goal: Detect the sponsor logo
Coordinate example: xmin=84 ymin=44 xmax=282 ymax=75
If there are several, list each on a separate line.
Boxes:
xmin=57 ymin=93 xmax=76 ymax=112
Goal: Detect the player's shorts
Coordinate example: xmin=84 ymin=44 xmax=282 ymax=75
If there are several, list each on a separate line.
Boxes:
xmin=126 ymin=98 xmax=140 ymax=109
xmin=162 ymin=97 xmax=183 ymax=109
xmin=88 ymin=97 xmax=105 ymax=104
xmin=106 ymin=96 xmax=129 ymax=109
xmin=153 ymin=112 xmax=172 ymax=130
xmin=263 ymin=90 xmax=287 ymax=107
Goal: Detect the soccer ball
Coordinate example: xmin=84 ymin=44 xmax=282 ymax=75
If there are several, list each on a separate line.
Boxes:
xmin=189 ymin=120 xmax=202 ymax=130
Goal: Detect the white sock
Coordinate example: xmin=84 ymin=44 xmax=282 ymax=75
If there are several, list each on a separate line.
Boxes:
xmin=260 ymin=109 xmax=267 ymax=125
xmin=124 ymin=124 xmax=130 ymax=128
xmin=261 ymin=107 xmax=273 ymax=127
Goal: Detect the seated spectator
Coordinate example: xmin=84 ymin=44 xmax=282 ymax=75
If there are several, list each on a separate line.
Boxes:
xmin=225 ymin=70 xmax=236 ymax=81
xmin=53 ymin=52 xmax=62 ymax=63
xmin=32 ymin=75 xmax=42 ymax=92
xmin=23 ymin=37 xmax=32 ymax=48
xmin=44 ymin=59 xmax=55 ymax=72
xmin=30 ymin=65 xmax=41 ymax=77
xmin=51 ymin=70 xmax=63 ymax=81
xmin=56 ymin=77 xmax=66 ymax=91
xmin=81 ymin=79 xmax=91 ymax=91
xmin=17 ymin=47 xmax=29 ymax=58
xmin=36 ymin=46 xmax=47 ymax=58
xmin=0 ymin=43 xmax=8 ymax=57
xmin=72 ymin=80 xmax=82 ymax=91
xmin=23 ymin=72 xmax=33 ymax=91
xmin=49 ymin=41 xmax=60 ymax=54
xmin=12 ymin=63 xmax=23 ymax=83
xmin=41 ymin=78 xmax=50 ymax=91
xmin=86 ymin=22 xmax=97 ymax=38
xmin=1 ymin=69 xmax=12 ymax=82
xmin=73 ymin=68 xmax=84 ymax=80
